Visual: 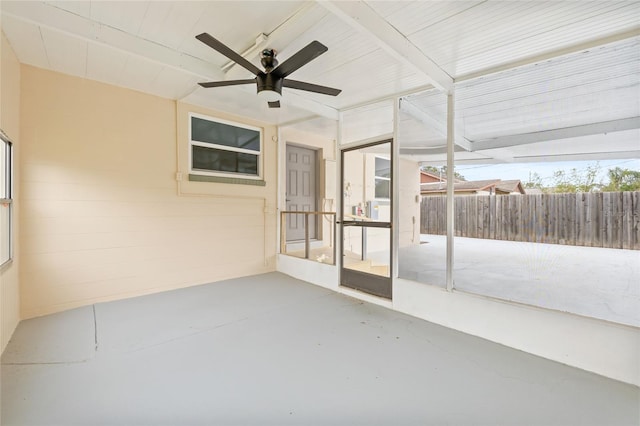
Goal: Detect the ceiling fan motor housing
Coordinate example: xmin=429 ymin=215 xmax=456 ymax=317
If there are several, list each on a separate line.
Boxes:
xmin=257 ymin=73 xmax=283 ymax=96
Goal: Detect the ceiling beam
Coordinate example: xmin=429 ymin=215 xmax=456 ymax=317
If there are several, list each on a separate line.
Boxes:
xmin=412 ymin=149 xmax=640 ymax=167
xmin=513 ymin=150 xmax=640 ymax=163
xmin=471 ymin=117 xmax=640 ymax=151
xmin=399 ymin=145 xmax=466 ymax=156
xmin=399 ymin=98 xmax=471 ymax=151
xmin=320 ymin=1 xmax=453 ymax=93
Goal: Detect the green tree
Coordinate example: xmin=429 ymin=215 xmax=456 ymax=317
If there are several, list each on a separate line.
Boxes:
xmin=524 ymin=171 xmax=545 ymax=191
xmin=601 ymin=167 xmax=640 ymax=191
xmin=549 ymin=162 xmax=601 ymax=193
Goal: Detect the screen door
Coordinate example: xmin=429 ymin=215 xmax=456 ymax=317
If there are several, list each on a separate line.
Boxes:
xmin=340 ymin=139 xmax=392 ymax=299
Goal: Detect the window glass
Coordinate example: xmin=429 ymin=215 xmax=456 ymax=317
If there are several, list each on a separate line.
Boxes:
xmin=189 ymin=114 xmax=262 ymax=178
xmin=375 ymin=157 xmax=391 ymax=199
xmin=375 ymin=157 xmax=390 ymax=178
xmin=191 ymin=116 xmax=260 ymax=152
xmin=0 ymin=141 xmax=5 ymax=198
xmin=0 ymin=203 xmax=9 ymax=264
xmin=192 ymin=146 xmax=258 ymax=175
xmin=1 ymin=136 xmax=12 ymax=266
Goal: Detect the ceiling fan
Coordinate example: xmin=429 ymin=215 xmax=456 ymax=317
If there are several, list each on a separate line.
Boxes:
xmin=196 ymin=33 xmax=341 ymax=108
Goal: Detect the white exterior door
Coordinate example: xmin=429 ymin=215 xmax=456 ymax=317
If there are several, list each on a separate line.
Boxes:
xmin=286 ymin=145 xmax=317 ymax=241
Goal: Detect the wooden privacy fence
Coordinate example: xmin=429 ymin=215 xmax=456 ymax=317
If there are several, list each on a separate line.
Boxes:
xmin=420 ymin=192 xmax=640 ymax=250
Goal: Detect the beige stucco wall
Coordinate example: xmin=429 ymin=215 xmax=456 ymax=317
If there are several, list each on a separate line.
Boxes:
xmin=19 ymin=66 xmax=277 ymax=319
xmin=0 ymin=32 xmax=21 ymax=352
xmin=397 ymin=157 xmax=420 ymax=248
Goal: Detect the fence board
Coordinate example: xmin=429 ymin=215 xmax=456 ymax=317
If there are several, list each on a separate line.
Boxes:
xmin=612 ymin=192 xmax=623 ymax=249
xmin=576 ymin=193 xmax=587 ymax=247
xmin=496 ymin=195 xmax=505 ymax=240
xmin=597 ymin=192 xmax=605 ymax=247
xmin=421 ymin=191 xmax=639 ymax=250
xmin=632 ymin=191 xmax=640 ymax=250
xmin=512 ymin=196 xmax=521 ymax=241
xmin=557 ymin=193 xmax=565 ymax=244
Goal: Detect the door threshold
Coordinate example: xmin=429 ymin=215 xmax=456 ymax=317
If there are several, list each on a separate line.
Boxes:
xmin=338 ymin=285 xmax=393 ymax=308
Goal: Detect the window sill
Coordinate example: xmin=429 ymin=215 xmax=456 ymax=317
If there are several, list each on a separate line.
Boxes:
xmin=188 ymin=174 xmax=266 ymax=186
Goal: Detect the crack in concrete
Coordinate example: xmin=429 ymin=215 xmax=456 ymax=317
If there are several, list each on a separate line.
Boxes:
xmin=126 ymin=316 xmax=252 ymax=354
xmin=121 ymin=293 xmax=339 ymax=355
xmin=93 ymin=304 xmax=99 ymax=352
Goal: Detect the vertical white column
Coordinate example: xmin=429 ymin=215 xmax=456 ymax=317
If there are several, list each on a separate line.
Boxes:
xmin=275 ymin=126 xmax=282 ymax=260
xmin=446 ymin=92 xmax=455 ymax=292
xmin=336 ymin=113 xmax=343 ymax=272
xmin=392 ymin=97 xmax=400 ymax=280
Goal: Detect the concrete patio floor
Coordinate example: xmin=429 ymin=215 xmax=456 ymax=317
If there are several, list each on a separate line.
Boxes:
xmin=2 ymin=272 xmax=638 ymax=425
xmin=399 ymin=235 xmax=640 ymax=327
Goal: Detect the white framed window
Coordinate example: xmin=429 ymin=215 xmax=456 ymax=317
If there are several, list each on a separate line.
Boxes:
xmin=189 ymin=113 xmax=262 ymax=180
xmin=374 ymin=156 xmax=390 ymax=199
xmin=1 ymin=131 xmax=13 ymax=267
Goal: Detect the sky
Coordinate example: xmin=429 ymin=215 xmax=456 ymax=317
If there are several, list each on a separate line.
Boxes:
xmin=455 ymin=159 xmax=640 ymax=185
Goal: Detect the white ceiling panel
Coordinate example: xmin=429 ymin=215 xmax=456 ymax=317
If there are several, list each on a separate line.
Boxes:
xmin=150 ymin=67 xmax=202 ymax=101
xmin=281 ymin=116 xmax=338 ymax=141
xmin=137 ymin=1 xmax=208 ymax=51
xmin=44 ymin=1 xmax=91 ymax=17
xmin=40 ymin=27 xmax=87 ymax=78
xmin=405 ymin=1 xmax=640 ymax=77
xmin=4 ymin=1 xmax=94 ymax=41
xmin=0 ymin=14 xmax=49 ymax=69
xmin=405 ymin=37 xmax=640 ymax=142
xmin=86 ymin=42 xmax=127 ymax=84
xmin=135 ymin=2 xmax=174 ymax=42
xmin=342 ymin=100 xmax=394 ymax=144
xmin=117 ymin=55 xmax=164 ymax=96
xmin=503 ymin=129 xmax=640 ymax=158
xmin=369 ymin=1 xmax=484 ymax=37
xmin=90 ymin=1 xmax=150 ymax=36
xmin=93 ymin=20 xmax=220 ymax=81
xmin=273 ymin=14 xmax=366 ymax=74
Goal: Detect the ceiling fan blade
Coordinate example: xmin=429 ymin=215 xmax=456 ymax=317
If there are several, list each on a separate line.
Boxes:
xmin=196 ymin=33 xmax=262 ymax=76
xmin=198 ymin=79 xmax=255 ymax=88
xmin=272 ymin=41 xmax=328 ymax=78
xmin=283 ymin=79 xmax=341 ymax=96
xmin=268 ymin=101 xmax=281 ymax=108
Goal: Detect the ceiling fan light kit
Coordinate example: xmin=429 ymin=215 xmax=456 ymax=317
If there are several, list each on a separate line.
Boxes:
xmin=257 ymin=88 xmax=281 ymax=103
xmin=196 ymin=33 xmax=341 ymax=108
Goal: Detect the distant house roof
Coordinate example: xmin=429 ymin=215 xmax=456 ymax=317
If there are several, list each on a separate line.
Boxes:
xmin=420 ymin=170 xmax=465 ymax=184
xmin=496 ymin=180 xmax=526 ymax=194
xmin=421 ymin=179 xmax=526 ymax=195
xmin=420 ymin=170 xmax=444 ymax=183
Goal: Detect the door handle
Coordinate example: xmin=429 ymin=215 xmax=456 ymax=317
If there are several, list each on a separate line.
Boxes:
xmin=285 ymin=199 xmax=291 ymax=202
